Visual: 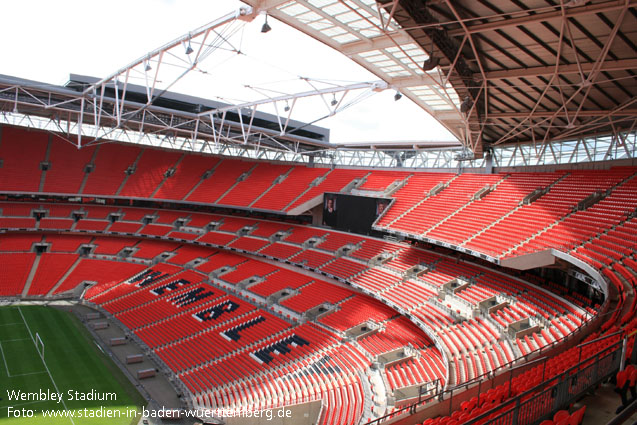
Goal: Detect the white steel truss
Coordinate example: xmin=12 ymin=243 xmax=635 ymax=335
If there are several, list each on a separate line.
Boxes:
xmin=0 ymin=70 xmax=395 ymax=156
xmin=0 ymin=6 xmax=407 ymax=155
xmin=2 ymin=107 xmax=634 ymax=170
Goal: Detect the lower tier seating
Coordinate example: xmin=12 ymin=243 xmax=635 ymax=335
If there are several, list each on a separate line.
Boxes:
xmin=0 ymin=201 xmax=606 ymax=424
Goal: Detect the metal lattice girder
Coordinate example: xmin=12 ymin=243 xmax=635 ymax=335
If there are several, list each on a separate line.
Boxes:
xmin=1 ymin=103 xmax=635 ymax=169
xmin=74 ymin=8 xmax=251 ymax=146
xmin=0 ymin=4 xmax=409 ymax=156
xmin=244 ymin=0 xmax=469 ymax=150
xmin=0 ymin=5 xmax=411 ymax=154
xmin=246 ymin=0 xmax=637 ymax=158
xmin=413 ymin=0 xmax=637 ymax=152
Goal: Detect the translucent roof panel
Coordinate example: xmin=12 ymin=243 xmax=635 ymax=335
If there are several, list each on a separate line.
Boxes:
xmin=265 ymin=0 xmax=464 ymax=138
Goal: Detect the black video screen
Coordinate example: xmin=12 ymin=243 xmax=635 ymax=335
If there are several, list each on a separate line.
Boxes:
xmin=323 ymin=193 xmax=391 ymax=235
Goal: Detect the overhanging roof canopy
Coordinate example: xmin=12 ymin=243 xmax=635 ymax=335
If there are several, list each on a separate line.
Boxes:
xmin=243 ymin=0 xmax=468 ymax=149
xmin=246 ymin=0 xmax=637 ymax=157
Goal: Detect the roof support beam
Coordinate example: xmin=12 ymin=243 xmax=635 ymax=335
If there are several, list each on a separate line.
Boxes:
xmin=249 ymin=0 xmax=292 ymax=12
xmin=340 ymin=32 xmax=414 ymax=56
xmin=388 ymin=74 xmax=444 ymax=88
xmin=486 ymin=109 xmax=637 ymax=119
xmin=444 ymin=0 xmax=488 ymax=154
xmin=476 ymin=58 xmax=637 ymax=80
xmin=83 ymin=8 xmax=250 ymax=96
xmin=197 ymin=81 xmax=388 ymax=116
xmin=446 ymin=0 xmax=637 ymax=37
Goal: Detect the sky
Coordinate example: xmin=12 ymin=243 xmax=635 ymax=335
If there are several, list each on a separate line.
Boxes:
xmin=0 ymin=0 xmax=457 ymax=145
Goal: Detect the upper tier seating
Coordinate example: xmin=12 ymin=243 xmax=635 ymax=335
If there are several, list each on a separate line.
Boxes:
xmin=0 ymin=123 xmax=634 ymax=263
xmin=153 ymin=154 xmax=219 ymax=201
xmin=119 ymin=149 xmax=182 ymax=198
xmin=43 ymin=135 xmax=97 ymax=194
xmin=376 ymin=173 xmax=456 ymax=226
xmin=513 ymin=171 xmax=637 ymax=256
xmin=285 ymin=168 xmax=368 ymax=211
xmin=391 ymin=173 xmax=505 ymax=235
xmin=218 ymin=163 xmax=292 ymax=207
xmin=186 ymin=159 xmax=255 ymax=204
xmin=463 ymin=168 xmax=634 ymax=257
xmin=0 ymin=126 xmax=47 ymax=192
xmin=359 ymin=171 xmax=411 ymax=192
xmin=252 ymin=167 xmax=327 ymax=211
xmin=425 ymin=173 xmax=562 ymax=245
xmin=82 ymin=143 xmax=140 ymax=195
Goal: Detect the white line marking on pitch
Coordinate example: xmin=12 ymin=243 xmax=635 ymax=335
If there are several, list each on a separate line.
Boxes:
xmin=0 ymin=341 xmax=11 ymax=377
xmin=18 ymin=307 xmax=76 ymax=425
xmin=12 ymin=371 xmax=48 ymax=377
xmin=1 ymin=338 xmax=32 ymax=343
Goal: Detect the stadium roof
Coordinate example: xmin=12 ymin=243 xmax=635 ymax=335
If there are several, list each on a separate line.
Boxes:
xmin=1 ymin=0 xmax=635 ymax=167
xmin=246 ymin=0 xmax=637 ymax=158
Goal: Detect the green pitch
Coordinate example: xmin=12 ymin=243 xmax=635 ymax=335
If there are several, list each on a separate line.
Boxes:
xmin=0 ymin=306 xmax=145 ymax=424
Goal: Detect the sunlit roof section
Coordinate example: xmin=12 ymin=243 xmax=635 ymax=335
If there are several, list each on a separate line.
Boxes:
xmin=253 ymin=0 xmax=464 ymax=142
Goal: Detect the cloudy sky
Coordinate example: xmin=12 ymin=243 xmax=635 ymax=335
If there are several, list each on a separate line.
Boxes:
xmin=1 ymin=0 xmax=457 ymax=144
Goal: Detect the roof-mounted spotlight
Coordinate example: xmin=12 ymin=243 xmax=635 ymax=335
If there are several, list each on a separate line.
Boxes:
xmin=284 ymin=102 xmax=290 ymax=112
xmin=144 ymin=59 xmax=152 ymax=72
xmin=422 ymin=32 xmax=440 ymax=71
xmin=394 ymin=91 xmax=402 ymax=101
xmin=460 ymin=96 xmax=473 ymax=113
xmin=422 ymin=56 xmax=440 ymax=71
xmin=331 ymin=95 xmax=338 ymax=106
xmin=185 ymin=39 xmax=194 ymax=55
xmin=261 ymin=15 xmax=272 ymax=33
